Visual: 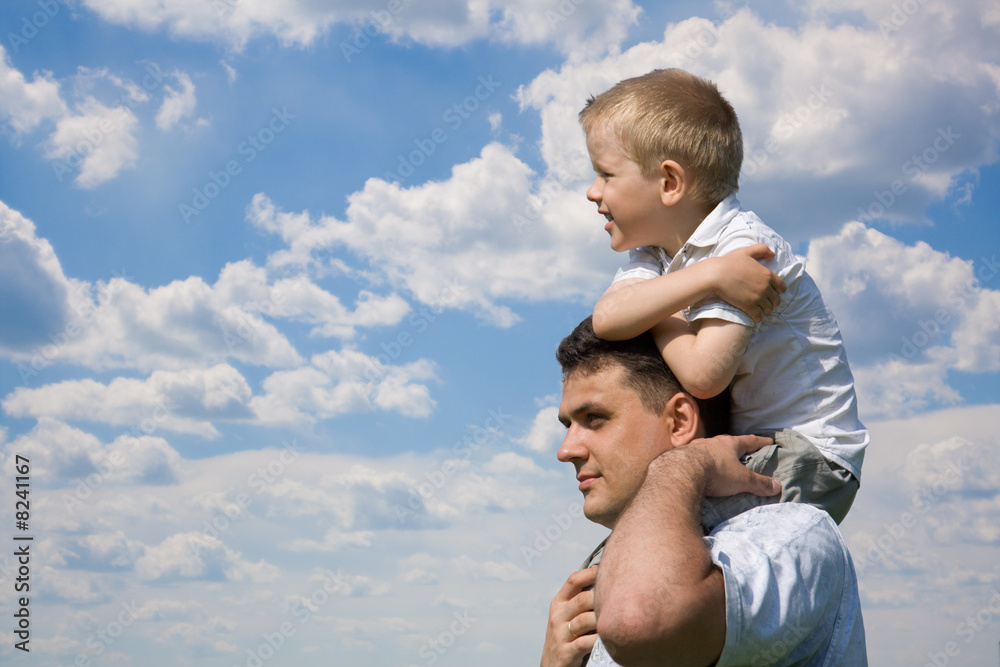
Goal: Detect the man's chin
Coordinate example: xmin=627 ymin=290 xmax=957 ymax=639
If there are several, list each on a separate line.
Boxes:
xmin=582 ymin=498 xmax=617 ymax=529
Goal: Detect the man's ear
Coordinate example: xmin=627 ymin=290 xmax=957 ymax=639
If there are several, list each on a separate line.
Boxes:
xmin=658 ymin=160 xmax=687 ymax=207
xmin=665 ymin=392 xmax=702 ymax=446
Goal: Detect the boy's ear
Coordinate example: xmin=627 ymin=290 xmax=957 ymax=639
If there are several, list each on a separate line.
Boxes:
xmin=658 ymin=160 xmax=687 ymax=207
xmin=664 ymin=391 xmax=702 ymax=446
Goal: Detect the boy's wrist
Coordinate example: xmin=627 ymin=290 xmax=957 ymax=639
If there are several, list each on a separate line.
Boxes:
xmin=692 ymin=257 xmax=723 ymax=301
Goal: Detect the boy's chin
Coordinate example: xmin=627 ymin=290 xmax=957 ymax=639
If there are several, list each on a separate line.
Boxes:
xmin=609 ymin=237 xmax=638 ymax=253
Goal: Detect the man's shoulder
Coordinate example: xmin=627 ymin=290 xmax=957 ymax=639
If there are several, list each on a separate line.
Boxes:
xmin=707 ymin=503 xmax=848 ymax=563
xmin=709 ymin=504 xmax=867 ymax=666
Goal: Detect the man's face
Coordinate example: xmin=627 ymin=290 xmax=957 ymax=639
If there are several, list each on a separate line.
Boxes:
xmin=557 ymin=363 xmax=675 ymax=529
xmin=585 ymin=122 xmax=667 ymax=253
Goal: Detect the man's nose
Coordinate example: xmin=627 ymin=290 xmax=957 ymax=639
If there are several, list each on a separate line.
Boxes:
xmin=557 ymin=427 xmax=587 ymax=463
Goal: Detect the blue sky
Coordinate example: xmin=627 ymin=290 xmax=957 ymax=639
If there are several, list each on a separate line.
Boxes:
xmin=1 ymin=0 xmax=1000 ymax=664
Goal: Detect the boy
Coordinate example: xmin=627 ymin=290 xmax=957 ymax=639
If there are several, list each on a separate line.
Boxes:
xmin=581 ymin=68 xmax=867 ymax=524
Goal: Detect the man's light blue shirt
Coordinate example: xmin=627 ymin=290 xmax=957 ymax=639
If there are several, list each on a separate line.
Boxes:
xmin=586 ymin=503 xmax=867 ymax=666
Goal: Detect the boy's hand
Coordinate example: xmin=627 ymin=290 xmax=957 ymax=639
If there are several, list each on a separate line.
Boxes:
xmin=710 ymin=244 xmax=786 ymax=323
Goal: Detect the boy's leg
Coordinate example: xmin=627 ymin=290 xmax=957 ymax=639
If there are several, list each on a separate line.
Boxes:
xmin=700 ymin=429 xmax=859 ymax=531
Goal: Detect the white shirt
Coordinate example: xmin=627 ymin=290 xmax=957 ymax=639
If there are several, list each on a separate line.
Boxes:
xmin=612 ymin=195 xmax=868 ymax=478
xmin=586 ymin=503 xmax=868 ymax=666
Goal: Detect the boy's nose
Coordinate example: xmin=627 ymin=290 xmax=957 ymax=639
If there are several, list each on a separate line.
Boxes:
xmin=586 ymin=176 xmax=602 ymax=203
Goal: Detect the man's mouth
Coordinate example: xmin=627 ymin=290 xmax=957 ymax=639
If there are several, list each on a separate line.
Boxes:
xmin=577 ymin=473 xmax=599 ymax=491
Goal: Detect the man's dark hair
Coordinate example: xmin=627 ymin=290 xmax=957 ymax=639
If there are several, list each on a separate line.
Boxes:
xmin=556 ymin=316 xmax=730 ymax=437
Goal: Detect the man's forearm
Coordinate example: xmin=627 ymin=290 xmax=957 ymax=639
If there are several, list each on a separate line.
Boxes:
xmin=594 ymin=449 xmax=726 ymax=666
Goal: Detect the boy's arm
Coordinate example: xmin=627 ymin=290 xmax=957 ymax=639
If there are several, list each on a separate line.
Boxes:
xmin=593 ymin=244 xmax=784 ymax=341
xmin=652 ymin=317 xmax=751 ymax=399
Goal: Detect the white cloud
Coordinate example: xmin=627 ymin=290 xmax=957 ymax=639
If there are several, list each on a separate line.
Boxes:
xmin=0 ymin=204 xmax=416 ymax=375
xmin=0 ymin=45 xmax=68 ymax=135
xmin=155 ymin=70 xmax=197 ymax=130
xmin=134 ymin=532 xmax=280 ymax=582
xmin=2 ymin=364 xmax=254 ymax=438
xmin=0 ymin=418 xmax=185 ymax=485
xmin=516 ymin=405 xmax=563 ymax=454
xmin=36 ymin=265 xmax=304 ymax=372
xmin=0 ymin=200 xmax=74 ymax=352
xmin=806 ymin=221 xmax=1000 ymax=419
xmin=1 ymin=55 xmax=191 ymax=187
xmin=285 ymin=528 xmax=376 ymax=552
xmin=79 ymin=0 xmax=641 ymax=55
xmin=220 ymin=60 xmax=237 ymax=84
xmin=44 ymin=96 xmax=140 ymax=188
xmin=251 ymin=348 xmax=437 ymax=423
xmin=247 ymin=144 xmax=609 ymax=326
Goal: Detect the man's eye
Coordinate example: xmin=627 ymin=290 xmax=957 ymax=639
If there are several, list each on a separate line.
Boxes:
xmin=587 ymin=413 xmax=606 ymax=425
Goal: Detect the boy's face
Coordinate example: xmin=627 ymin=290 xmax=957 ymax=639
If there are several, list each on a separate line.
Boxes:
xmin=585 ymin=123 xmax=669 ymax=252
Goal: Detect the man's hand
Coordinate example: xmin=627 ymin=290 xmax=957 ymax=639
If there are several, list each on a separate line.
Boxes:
xmin=669 ymin=433 xmax=781 ymax=498
xmin=541 ymin=566 xmax=599 ymax=667
xmin=708 ymin=244 xmax=786 ymax=323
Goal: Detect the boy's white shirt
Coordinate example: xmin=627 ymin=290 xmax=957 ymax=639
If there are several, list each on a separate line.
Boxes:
xmin=612 ymin=195 xmax=868 ymax=479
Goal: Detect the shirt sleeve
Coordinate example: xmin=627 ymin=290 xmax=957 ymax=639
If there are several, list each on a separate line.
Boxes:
xmin=684 ymin=224 xmax=762 ymax=328
xmin=612 ymin=246 xmax=664 ymax=283
xmin=706 ymin=504 xmax=866 ymax=666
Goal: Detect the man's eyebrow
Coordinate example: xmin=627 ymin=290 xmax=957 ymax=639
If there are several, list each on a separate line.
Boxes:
xmin=563 ymin=401 xmax=605 ymax=423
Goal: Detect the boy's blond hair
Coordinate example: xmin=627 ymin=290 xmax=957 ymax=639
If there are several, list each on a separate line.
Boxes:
xmin=579 ymin=68 xmax=743 ymax=208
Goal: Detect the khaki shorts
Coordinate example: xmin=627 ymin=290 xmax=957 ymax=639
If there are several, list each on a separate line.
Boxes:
xmin=700 ymin=429 xmax=859 ymax=530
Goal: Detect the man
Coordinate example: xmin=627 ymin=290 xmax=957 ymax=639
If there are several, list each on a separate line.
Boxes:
xmin=541 ymin=317 xmax=866 ymax=666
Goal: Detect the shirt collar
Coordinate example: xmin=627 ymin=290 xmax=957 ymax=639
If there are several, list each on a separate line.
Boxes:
xmin=683 ymin=194 xmax=742 ymax=250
